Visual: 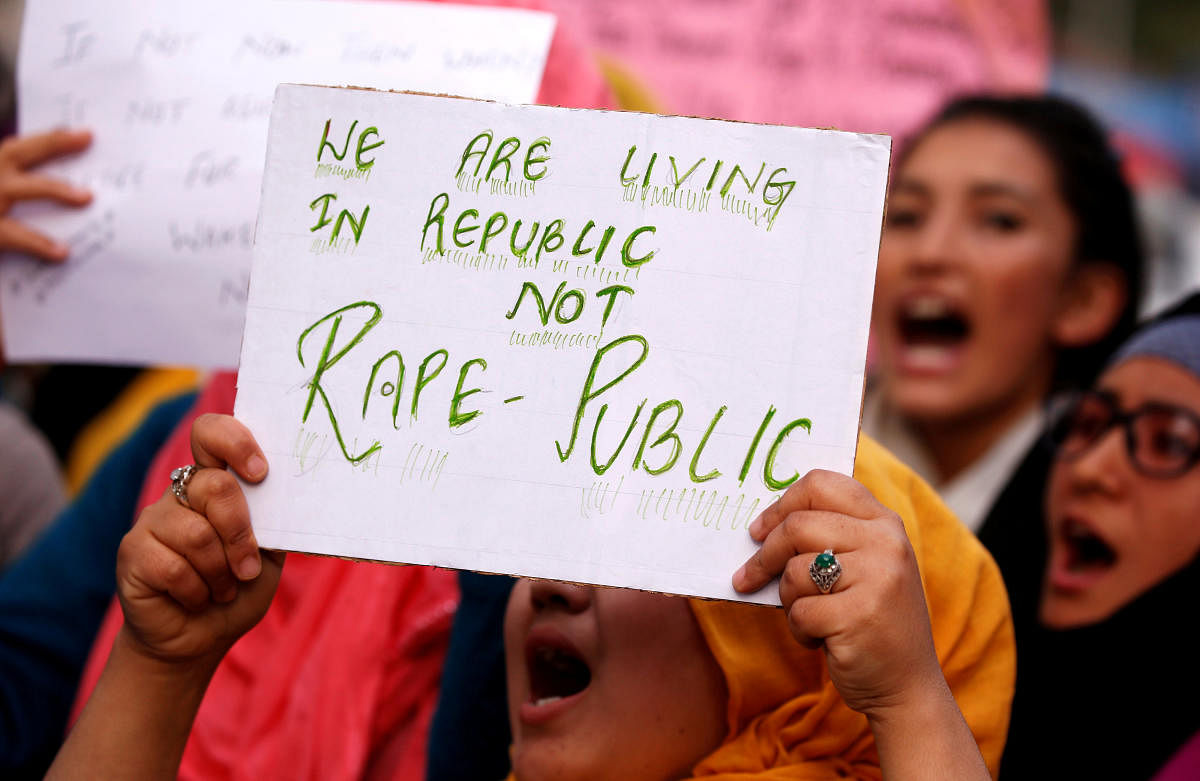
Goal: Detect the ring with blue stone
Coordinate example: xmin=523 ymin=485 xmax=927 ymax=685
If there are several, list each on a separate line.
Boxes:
xmin=809 ymin=548 xmax=842 ymax=594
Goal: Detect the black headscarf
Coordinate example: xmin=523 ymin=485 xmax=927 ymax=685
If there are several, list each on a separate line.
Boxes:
xmin=1000 ymin=555 xmax=1200 ymax=779
xmin=987 ymin=293 xmax=1200 ymax=779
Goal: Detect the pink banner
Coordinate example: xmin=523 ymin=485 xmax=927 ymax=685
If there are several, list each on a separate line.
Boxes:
xmin=550 ymin=0 xmax=1048 ymax=141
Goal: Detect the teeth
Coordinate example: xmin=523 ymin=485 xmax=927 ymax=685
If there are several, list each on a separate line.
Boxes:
xmin=905 ymin=297 xmax=951 ymax=320
xmin=533 ymin=696 xmax=563 ymax=707
xmin=903 ymin=344 xmax=956 ymax=369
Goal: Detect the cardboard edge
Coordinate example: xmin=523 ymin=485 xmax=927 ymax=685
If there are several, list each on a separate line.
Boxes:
xmin=280 ymin=83 xmax=893 ymax=141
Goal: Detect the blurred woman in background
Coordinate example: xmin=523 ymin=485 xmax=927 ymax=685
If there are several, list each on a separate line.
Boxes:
xmin=865 ymin=93 xmax=1145 ymax=615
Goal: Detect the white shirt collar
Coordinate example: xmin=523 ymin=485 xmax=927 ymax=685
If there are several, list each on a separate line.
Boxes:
xmin=861 ymin=392 xmax=1044 ymax=533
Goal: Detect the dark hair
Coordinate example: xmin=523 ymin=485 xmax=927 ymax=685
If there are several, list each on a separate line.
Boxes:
xmin=905 ymin=94 xmax=1146 ymax=391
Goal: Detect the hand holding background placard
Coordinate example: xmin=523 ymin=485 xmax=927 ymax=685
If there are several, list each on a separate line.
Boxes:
xmin=235 ymin=85 xmax=890 ymax=604
xmin=1 ymin=0 xmax=554 ymax=368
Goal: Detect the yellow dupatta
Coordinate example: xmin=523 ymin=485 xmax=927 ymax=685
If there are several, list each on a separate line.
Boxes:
xmin=685 ymin=433 xmax=1014 ymax=779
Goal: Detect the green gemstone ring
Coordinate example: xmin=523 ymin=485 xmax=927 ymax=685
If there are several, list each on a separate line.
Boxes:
xmin=809 ymin=548 xmax=842 ymax=594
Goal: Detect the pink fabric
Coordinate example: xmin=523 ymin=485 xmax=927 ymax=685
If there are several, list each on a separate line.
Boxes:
xmin=549 ymin=0 xmax=1047 ymax=140
xmin=1152 ymin=730 xmax=1200 ymax=781
xmin=72 ymin=373 xmax=460 ymax=781
xmin=71 ymin=4 xmax=614 ymax=778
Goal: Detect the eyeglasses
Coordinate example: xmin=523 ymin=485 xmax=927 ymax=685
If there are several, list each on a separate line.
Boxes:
xmin=1046 ymin=390 xmax=1200 ymax=478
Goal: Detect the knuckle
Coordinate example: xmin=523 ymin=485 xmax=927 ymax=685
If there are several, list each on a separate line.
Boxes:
xmin=194 ymin=414 xmax=256 ymax=463
xmin=893 ymin=535 xmax=916 ymax=567
xmin=159 ymin=554 xmax=191 ymax=586
xmin=781 ymin=511 xmax=801 ymax=538
xmin=786 ymin=598 xmax=811 ymax=630
xmin=801 ymin=469 xmax=854 ymax=512
xmin=881 ymin=507 xmax=905 ymax=531
xmin=874 ymin=556 xmax=908 ymax=594
xmin=779 ymin=557 xmax=802 ymax=593
xmin=878 ymin=528 xmax=908 ymax=559
xmin=778 ymin=472 xmax=810 ymax=509
xmin=778 ymin=478 xmax=803 ymax=506
xmin=203 ymin=469 xmax=240 ymax=506
xmin=192 ymin=413 xmax=223 ymax=449
xmin=781 ymin=558 xmax=810 ymax=599
xmin=808 ymin=467 xmax=835 ymax=485
xmin=872 ymin=513 xmax=910 ymax=553
xmin=182 ymin=515 xmax=218 ymax=551
xmin=807 ymin=468 xmax=837 ymax=494
xmin=115 ymin=531 xmax=140 ymax=571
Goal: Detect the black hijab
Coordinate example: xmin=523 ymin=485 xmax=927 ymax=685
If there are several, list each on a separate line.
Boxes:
xmin=985 ymin=293 xmax=1200 ymax=779
xmin=1000 ymin=554 xmax=1200 ymax=779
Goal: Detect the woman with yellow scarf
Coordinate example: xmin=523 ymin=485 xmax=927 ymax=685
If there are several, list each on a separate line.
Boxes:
xmin=49 ymin=419 xmax=1013 ymax=780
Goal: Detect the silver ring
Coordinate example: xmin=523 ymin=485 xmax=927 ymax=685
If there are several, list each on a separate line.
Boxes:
xmin=809 ymin=548 xmax=842 ymax=594
xmin=170 ymin=464 xmax=199 ymax=508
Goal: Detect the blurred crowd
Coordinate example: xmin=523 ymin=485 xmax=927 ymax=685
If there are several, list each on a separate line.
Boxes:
xmin=1 ymin=1 xmax=1198 ymax=779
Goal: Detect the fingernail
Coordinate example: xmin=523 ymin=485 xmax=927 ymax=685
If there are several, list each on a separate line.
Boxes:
xmin=246 ymin=455 xmax=267 ymax=479
xmin=68 ymin=185 xmax=92 ymax=200
xmin=748 ymin=514 xmax=762 ymax=537
xmin=732 ymin=564 xmax=747 ymax=590
xmin=238 ymin=555 xmax=261 ymax=580
xmin=48 ymin=241 xmax=70 ymax=260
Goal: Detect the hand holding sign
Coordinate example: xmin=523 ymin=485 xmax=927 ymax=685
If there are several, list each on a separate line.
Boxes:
xmin=0 ymin=128 xmax=94 ymax=260
xmin=235 ymin=86 xmax=890 ymax=603
xmin=0 ymin=128 xmax=93 ymax=365
xmin=733 ymin=470 xmax=942 ymax=717
xmin=115 ymin=414 xmax=279 ymax=666
xmin=4 ymin=0 xmax=555 ymax=368
xmin=729 ymin=469 xmax=992 ymax=780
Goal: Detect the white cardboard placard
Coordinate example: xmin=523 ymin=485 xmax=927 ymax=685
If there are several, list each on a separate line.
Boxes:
xmin=234 ymin=85 xmax=890 ymax=603
xmin=0 ymin=0 xmax=554 ymax=368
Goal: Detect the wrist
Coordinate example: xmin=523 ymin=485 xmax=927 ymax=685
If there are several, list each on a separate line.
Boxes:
xmin=113 ymin=626 xmax=225 ymax=687
xmin=863 ymin=672 xmax=991 ymax=781
xmin=50 ymin=625 xmax=220 ymax=780
xmin=862 ymin=669 xmax=954 ymax=728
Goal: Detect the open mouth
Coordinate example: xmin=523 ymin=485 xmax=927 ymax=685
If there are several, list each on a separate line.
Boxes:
xmin=526 ymin=641 xmax=591 ymax=707
xmin=1059 ymin=519 xmax=1117 ymax=574
xmin=897 ymin=296 xmax=970 ymax=349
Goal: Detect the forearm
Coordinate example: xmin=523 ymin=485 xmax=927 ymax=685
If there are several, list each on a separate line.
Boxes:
xmin=866 ymin=678 xmax=992 ymax=781
xmin=47 ymin=628 xmax=217 ymax=781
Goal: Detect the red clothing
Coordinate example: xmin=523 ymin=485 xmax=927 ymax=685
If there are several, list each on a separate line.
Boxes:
xmin=71 ymin=5 xmax=614 ymax=778
xmin=72 ymin=374 xmax=459 ymax=781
